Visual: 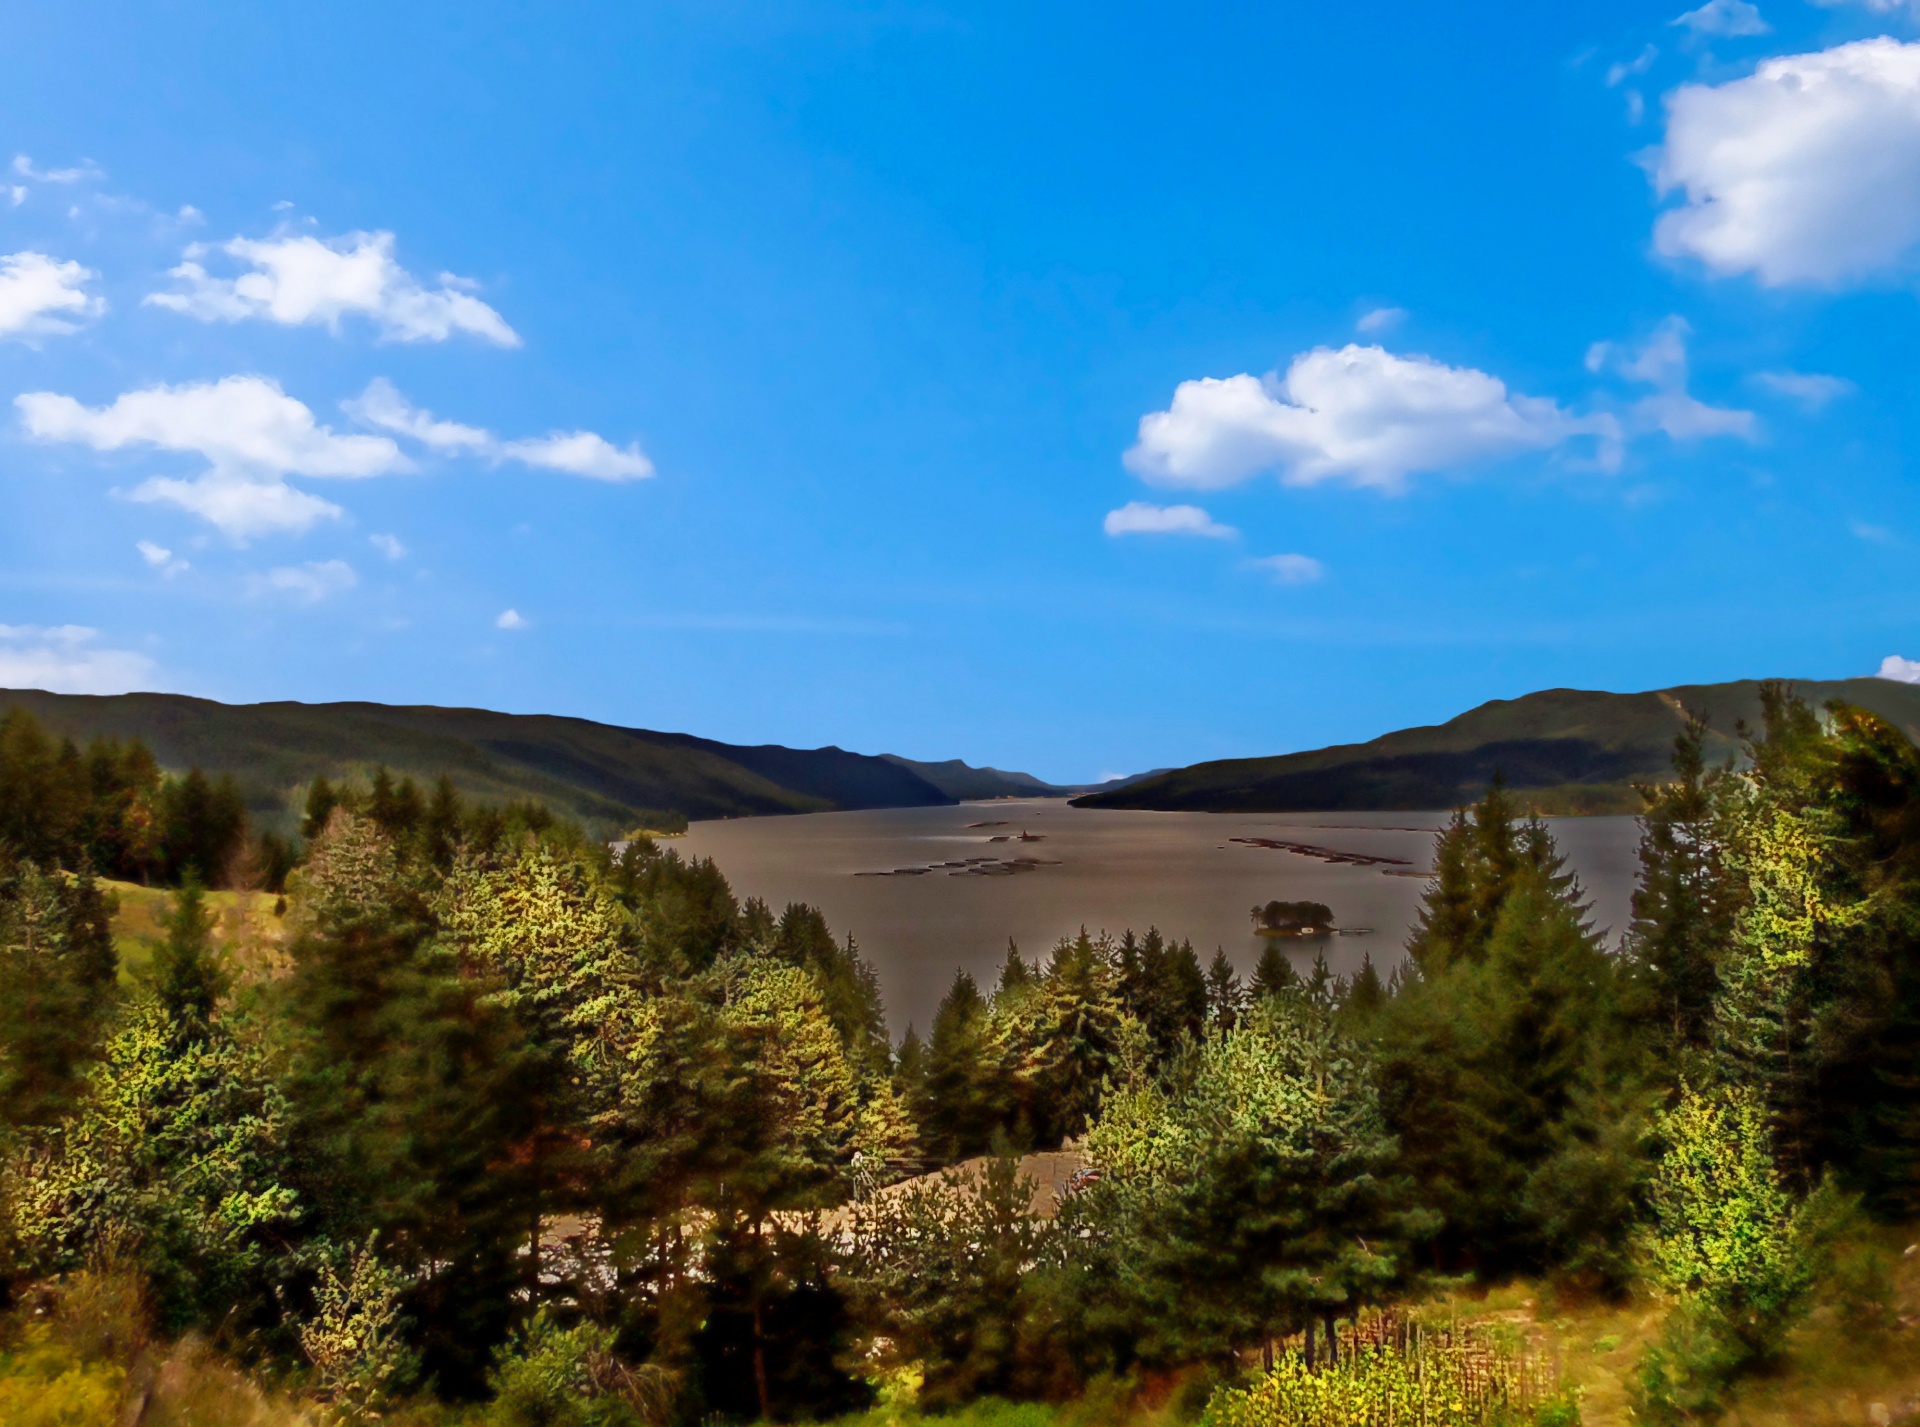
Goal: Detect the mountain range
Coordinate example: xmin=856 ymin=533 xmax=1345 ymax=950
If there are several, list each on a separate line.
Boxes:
xmin=1072 ymin=677 xmax=1920 ymax=815
xmin=0 ymin=690 xmax=1073 ymax=833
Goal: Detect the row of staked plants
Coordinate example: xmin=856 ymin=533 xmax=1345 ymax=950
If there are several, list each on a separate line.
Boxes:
xmin=0 ymin=682 xmax=1916 ymax=1425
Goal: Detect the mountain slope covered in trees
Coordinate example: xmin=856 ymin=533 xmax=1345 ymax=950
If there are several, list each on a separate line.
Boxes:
xmin=0 ymin=689 xmax=1000 ymax=832
xmin=1074 ymin=677 xmax=1920 ymax=814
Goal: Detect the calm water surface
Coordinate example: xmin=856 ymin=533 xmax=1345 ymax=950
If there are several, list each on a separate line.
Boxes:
xmin=678 ymin=801 xmax=1644 ymax=1036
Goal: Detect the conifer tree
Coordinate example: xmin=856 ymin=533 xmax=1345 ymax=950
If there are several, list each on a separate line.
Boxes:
xmin=1250 ymin=943 xmax=1298 ymax=1001
xmin=1204 ymin=948 xmax=1245 ymax=1029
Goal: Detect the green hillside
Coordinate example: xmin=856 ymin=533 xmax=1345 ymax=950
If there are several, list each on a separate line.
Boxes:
xmin=0 ymin=689 xmax=954 ymax=833
xmin=1074 ymin=677 xmax=1920 ymax=814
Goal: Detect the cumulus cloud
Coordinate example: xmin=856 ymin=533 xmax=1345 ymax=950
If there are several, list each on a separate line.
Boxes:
xmin=1102 ymin=502 xmax=1237 ymax=538
xmin=1126 ymin=344 xmax=1616 ymax=492
xmin=17 ymin=376 xmax=406 ymax=539
xmin=1653 ymin=39 xmax=1920 ymax=286
xmin=1587 ymin=317 xmax=1757 ymax=441
xmin=136 ymin=540 xmax=188 ymax=577
xmin=0 ymin=252 xmax=103 ymax=340
xmin=146 ymin=230 xmax=519 ymax=346
xmin=0 ymin=624 xmax=153 ymax=694
xmin=496 ymin=608 xmax=528 ymax=630
xmin=1355 ymin=306 xmax=1407 ymax=334
xmin=1755 ymin=369 xmax=1854 ymax=409
xmin=369 ymin=533 xmax=408 ymax=560
xmin=253 ymin=560 xmax=358 ymax=604
xmin=346 ymin=379 xmax=655 ymax=482
xmin=1251 ymin=553 xmax=1324 ymax=585
xmin=1879 ymin=654 xmax=1920 ymax=683
xmin=1673 ymin=0 xmax=1770 ymax=36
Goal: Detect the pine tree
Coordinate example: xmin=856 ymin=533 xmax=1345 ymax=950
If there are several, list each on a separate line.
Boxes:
xmin=1628 ymin=714 xmax=1737 ymax=1054
xmin=1204 ymin=948 xmax=1245 ymax=1029
xmin=154 ymin=880 xmax=224 ymax=1042
xmin=918 ymin=970 xmax=1004 ymax=1163
xmin=1250 ymin=943 xmax=1298 ymax=1001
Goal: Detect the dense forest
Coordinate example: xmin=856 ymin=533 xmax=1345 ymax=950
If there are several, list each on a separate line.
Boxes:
xmin=1 ymin=683 xmax=1918 ymax=1425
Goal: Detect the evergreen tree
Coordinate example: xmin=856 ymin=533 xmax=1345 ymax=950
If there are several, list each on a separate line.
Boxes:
xmin=1377 ymin=802 xmax=1652 ymax=1281
xmin=918 ymin=970 xmax=1004 ymax=1163
xmin=1204 ymin=948 xmax=1245 ymax=1029
xmin=154 ymin=880 xmax=224 ymax=1042
xmin=1628 ymin=714 xmax=1738 ymax=1056
xmin=303 ymin=776 xmax=342 ymax=843
xmin=0 ymin=863 xmax=115 ymax=1130
xmin=1251 ymin=943 xmax=1298 ymax=1001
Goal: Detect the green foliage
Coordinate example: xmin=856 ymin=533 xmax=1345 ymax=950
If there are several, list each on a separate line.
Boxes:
xmin=1198 ymin=1335 xmax=1576 ymax=1427
xmin=6 ymin=993 xmax=302 ymax=1333
xmin=1071 ymin=995 xmax=1429 ymax=1368
xmin=1632 ymin=1084 xmax=1840 ymax=1424
xmin=485 ymin=1311 xmax=670 ymax=1427
xmin=845 ymin=1156 xmax=1063 ymax=1408
xmin=0 ymin=863 xmax=118 ymax=1132
xmin=1376 ymin=787 xmax=1653 ymax=1284
xmin=1250 ymin=901 xmax=1333 ymax=933
xmin=296 ymin=1234 xmax=417 ymax=1414
xmin=0 ymin=1326 xmax=124 ymax=1427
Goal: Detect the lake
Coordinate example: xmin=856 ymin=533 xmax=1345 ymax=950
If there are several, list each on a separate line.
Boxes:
xmin=678 ymin=800 xmax=1646 ymax=1037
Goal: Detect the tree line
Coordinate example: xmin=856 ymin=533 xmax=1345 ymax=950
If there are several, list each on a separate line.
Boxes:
xmin=0 ymin=682 xmax=1915 ymax=1425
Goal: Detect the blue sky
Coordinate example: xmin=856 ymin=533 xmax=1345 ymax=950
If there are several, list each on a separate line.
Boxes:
xmin=2 ymin=0 xmax=1918 ymax=783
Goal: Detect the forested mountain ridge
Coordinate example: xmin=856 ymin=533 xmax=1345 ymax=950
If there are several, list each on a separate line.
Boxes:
xmin=0 ymin=688 xmax=966 ymax=831
xmin=1074 ymin=676 xmax=1920 ymax=813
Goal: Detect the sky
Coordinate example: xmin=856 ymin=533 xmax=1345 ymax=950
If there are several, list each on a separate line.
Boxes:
xmin=2 ymin=0 xmax=1919 ymax=784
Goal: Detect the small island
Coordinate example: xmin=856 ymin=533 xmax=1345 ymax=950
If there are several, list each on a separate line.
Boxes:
xmin=1251 ymin=898 xmax=1335 ymax=936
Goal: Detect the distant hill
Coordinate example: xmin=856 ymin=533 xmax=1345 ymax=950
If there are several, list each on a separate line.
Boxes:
xmin=0 ymin=689 xmax=954 ymax=833
xmin=1072 ymin=678 xmax=1920 ymax=815
xmin=879 ymin=755 xmax=1069 ymax=801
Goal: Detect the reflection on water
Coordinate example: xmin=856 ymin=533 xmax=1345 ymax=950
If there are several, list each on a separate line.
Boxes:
xmin=678 ymin=800 xmax=1645 ymax=1037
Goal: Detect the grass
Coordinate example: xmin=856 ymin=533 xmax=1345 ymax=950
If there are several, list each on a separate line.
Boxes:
xmin=104 ymin=879 xmax=290 ymax=985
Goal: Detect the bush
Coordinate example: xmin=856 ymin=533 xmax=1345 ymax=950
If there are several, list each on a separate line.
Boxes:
xmin=0 ymin=1327 xmax=123 ymax=1427
xmin=485 ymin=1312 xmax=673 ymax=1427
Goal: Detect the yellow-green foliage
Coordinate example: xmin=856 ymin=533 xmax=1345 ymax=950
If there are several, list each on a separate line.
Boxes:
xmin=1199 ymin=1338 xmax=1576 ymax=1427
xmin=0 ymin=1326 xmax=124 ymax=1427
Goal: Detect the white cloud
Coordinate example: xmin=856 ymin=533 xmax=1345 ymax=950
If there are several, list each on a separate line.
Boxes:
xmin=499 ymin=431 xmax=655 ymax=482
xmin=0 ymin=623 xmax=154 ymax=694
xmin=1608 ymin=44 xmax=1658 ymax=86
xmin=1754 ymin=369 xmax=1854 ymax=409
xmin=1251 ymin=553 xmax=1324 ymax=585
xmin=1673 ymin=0 xmax=1770 ymax=36
xmin=1878 ymin=654 xmax=1920 ymax=683
xmin=1813 ymin=0 xmax=1920 ymax=16
xmin=136 ymin=540 xmax=189 ymax=577
xmin=18 ymin=376 xmax=407 ymax=539
xmin=1654 ymin=39 xmax=1920 ymax=286
xmin=10 ymin=155 xmax=101 ymax=185
xmin=347 ymin=379 xmax=655 ymax=482
xmin=146 ymin=230 xmax=520 ymax=346
xmin=253 ymin=560 xmax=358 ymax=604
xmin=344 ymin=378 xmax=491 ymax=452
xmin=1589 ymin=317 xmax=1758 ymax=441
xmin=1126 ymin=344 xmax=1615 ymax=492
xmin=1102 ymin=501 xmax=1237 ymax=538
xmin=1853 ymin=520 xmax=1898 ymax=543
xmin=0 ymin=252 xmax=103 ymax=340
xmin=496 ymin=608 xmax=528 ymax=630
xmin=369 ymin=533 xmax=408 ymax=560
xmin=1355 ymin=306 xmax=1407 ymax=334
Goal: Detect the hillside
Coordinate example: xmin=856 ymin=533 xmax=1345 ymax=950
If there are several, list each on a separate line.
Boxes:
xmin=1074 ymin=677 xmax=1920 ymax=814
xmin=0 ymin=688 xmax=957 ymax=833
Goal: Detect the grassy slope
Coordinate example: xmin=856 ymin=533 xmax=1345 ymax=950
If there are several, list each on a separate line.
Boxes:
xmin=1075 ymin=678 xmax=1920 ymax=815
xmin=0 ymin=689 xmax=953 ymax=833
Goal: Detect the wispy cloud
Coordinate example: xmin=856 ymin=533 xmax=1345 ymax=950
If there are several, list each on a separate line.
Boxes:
xmin=347 ymin=379 xmax=655 ymax=482
xmin=495 ymin=608 xmax=528 ymax=630
xmin=1587 ymin=317 xmax=1757 ymax=442
xmin=1355 ymin=306 xmax=1407 ymax=335
xmin=1102 ymin=502 xmax=1236 ymax=539
xmin=136 ymin=540 xmax=189 ymax=577
xmin=1755 ymin=369 xmax=1854 ymax=410
xmin=1672 ymin=0 xmax=1770 ymax=37
xmin=252 ymin=560 xmax=358 ymax=604
xmin=369 ymin=533 xmax=408 ymax=561
xmin=1251 ymin=553 xmax=1324 ymax=585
